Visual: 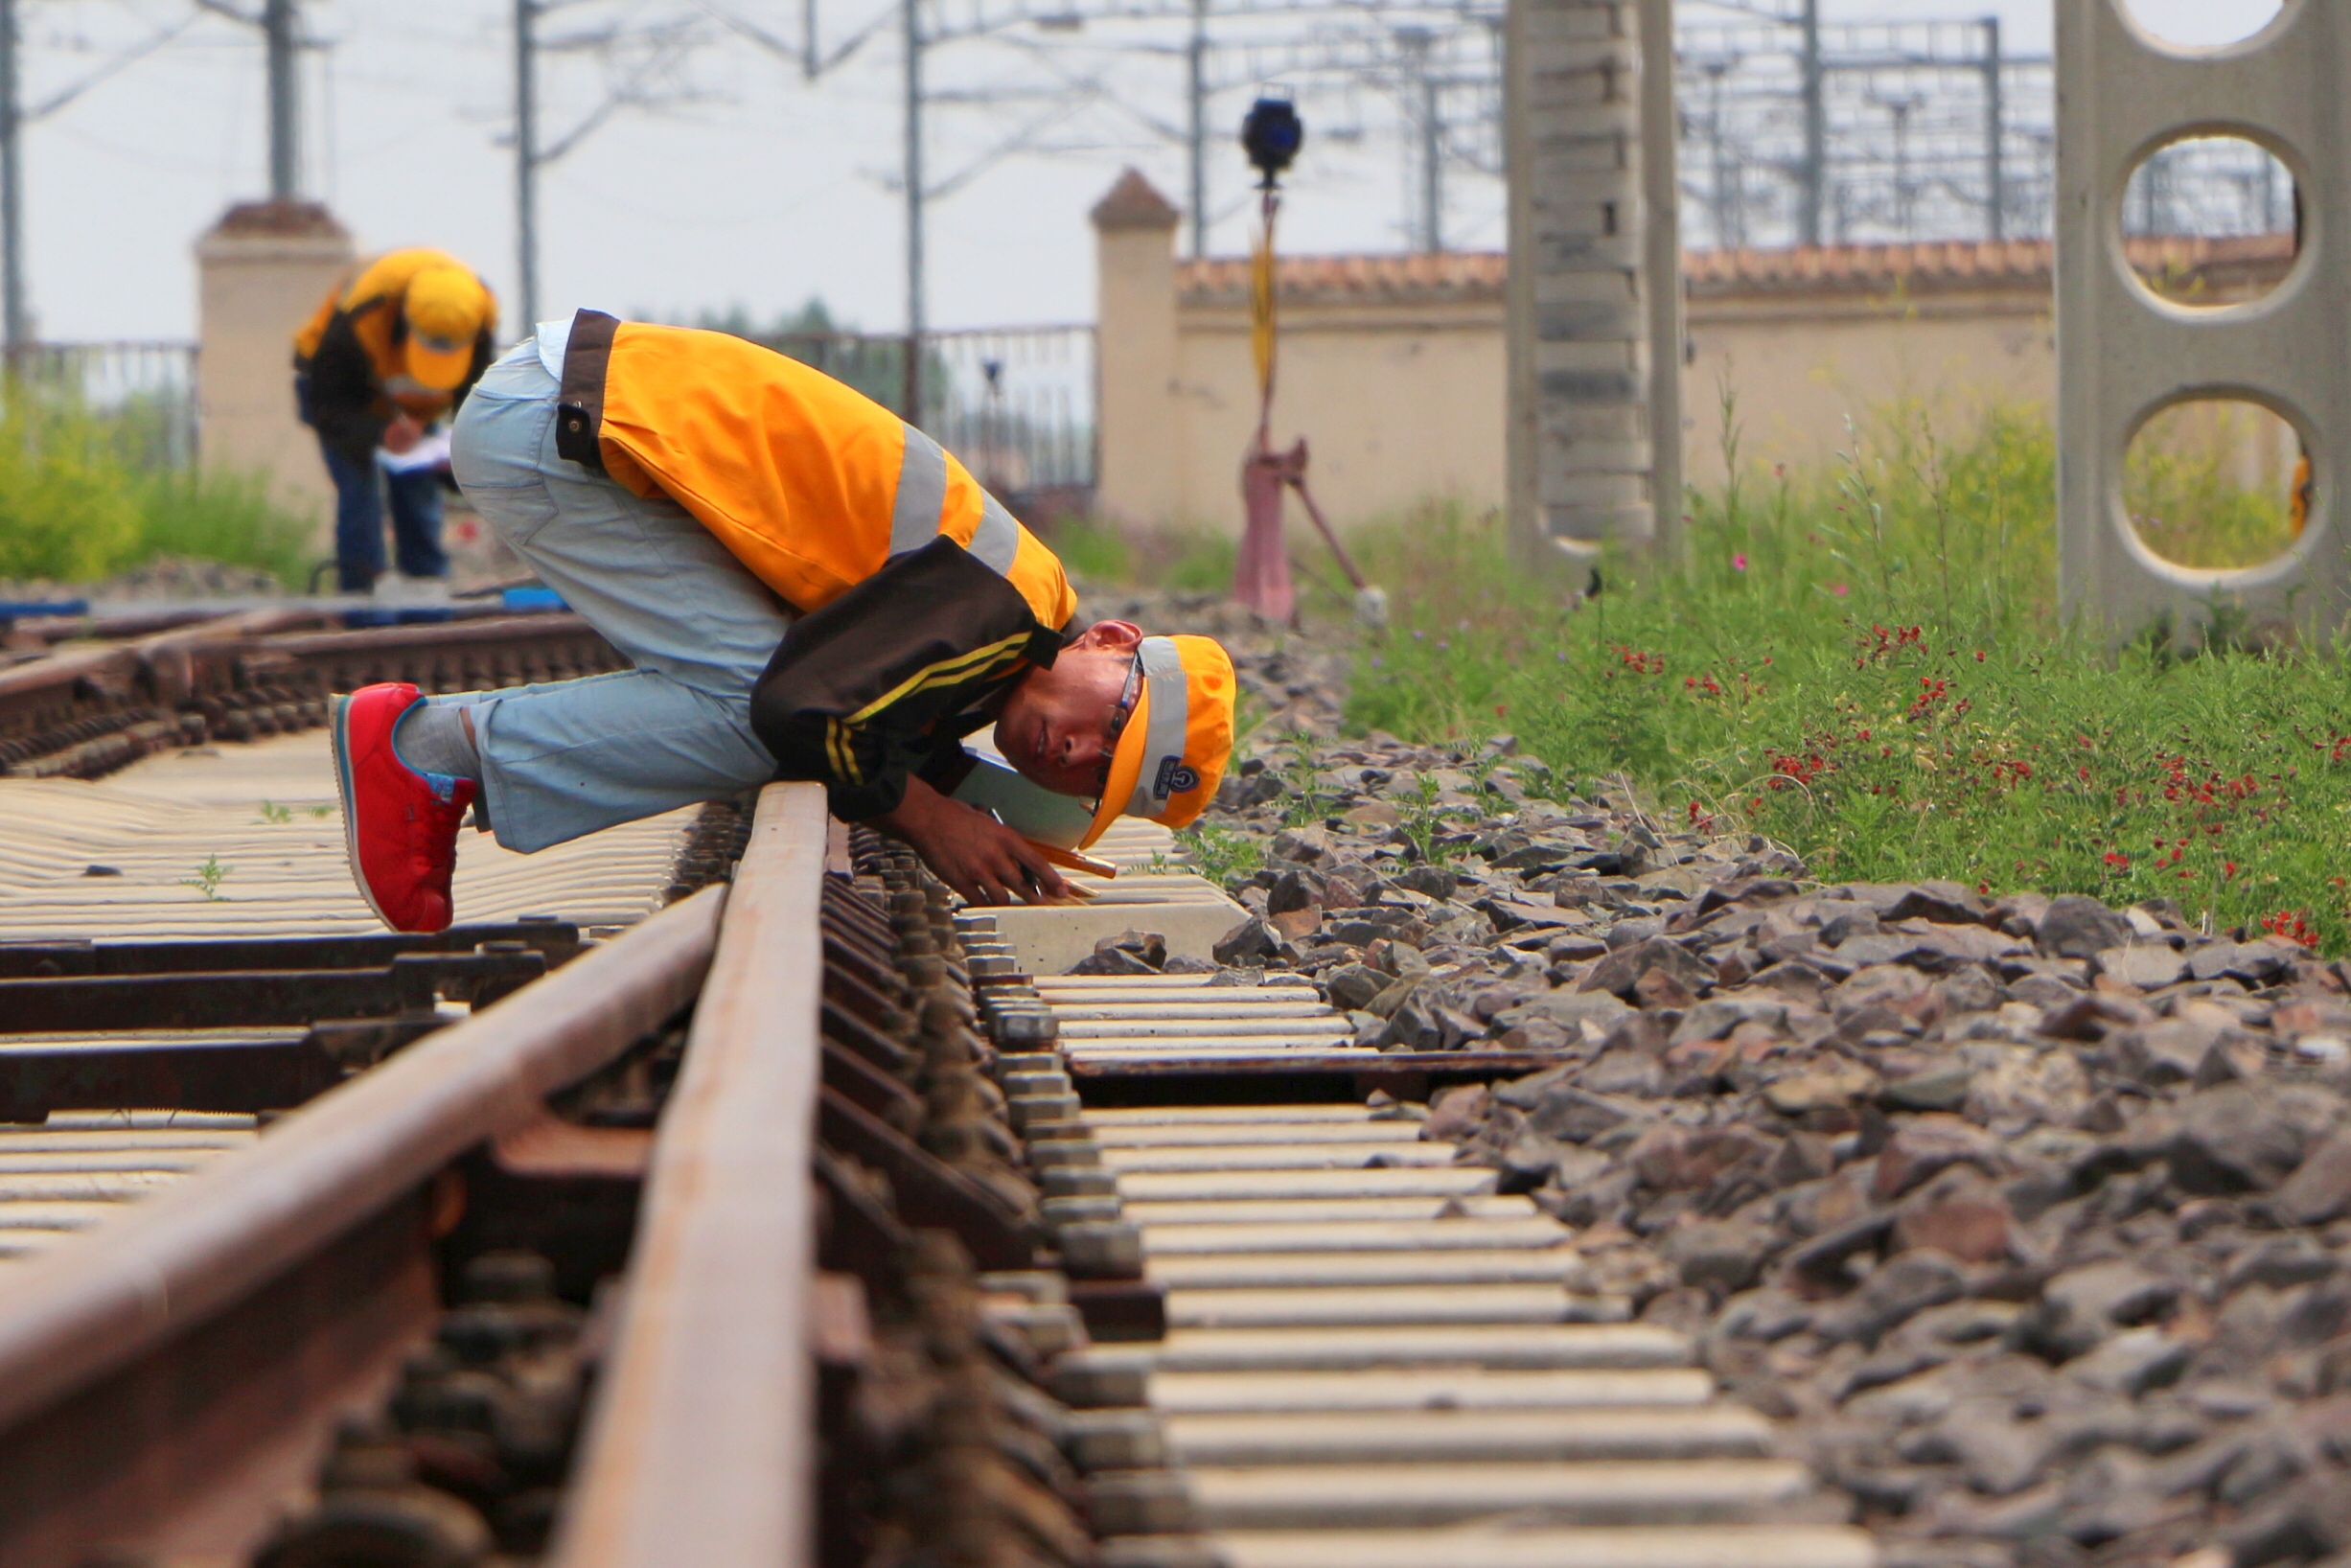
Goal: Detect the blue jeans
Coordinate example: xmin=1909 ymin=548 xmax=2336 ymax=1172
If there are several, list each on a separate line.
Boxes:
xmin=320 ymin=438 xmax=449 ymax=591
xmin=446 ymin=339 xmax=793 ymax=853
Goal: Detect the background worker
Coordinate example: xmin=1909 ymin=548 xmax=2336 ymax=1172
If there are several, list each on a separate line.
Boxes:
xmin=293 ymin=248 xmax=499 ymax=598
xmin=330 ymin=310 xmax=1234 ymax=933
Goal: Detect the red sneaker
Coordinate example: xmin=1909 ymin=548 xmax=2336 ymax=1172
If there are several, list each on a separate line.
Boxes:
xmin=331 ymin=682 xmax=476 ymax=934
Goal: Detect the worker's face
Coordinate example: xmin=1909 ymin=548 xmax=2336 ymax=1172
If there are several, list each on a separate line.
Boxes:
xmin=997 ymin=620 xmax=1145 ymax=797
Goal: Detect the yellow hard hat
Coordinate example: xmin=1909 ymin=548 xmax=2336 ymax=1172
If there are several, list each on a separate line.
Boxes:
xmin=403 ymin=265 xmax=492 ymax=392
xmin=1082 ymin=634 xmax=1236 ymax=848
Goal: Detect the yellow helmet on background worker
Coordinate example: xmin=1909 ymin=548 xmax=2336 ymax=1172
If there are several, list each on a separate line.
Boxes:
xmin=403 ymin=265 xmax=494 ymax=392
xmin=1082 ymin=634 xmax=1236 ymax=848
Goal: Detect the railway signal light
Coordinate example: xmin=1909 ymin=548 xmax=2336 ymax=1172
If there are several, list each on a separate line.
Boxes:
xmin=1241 ymin=95 xmax=1302 ymax=190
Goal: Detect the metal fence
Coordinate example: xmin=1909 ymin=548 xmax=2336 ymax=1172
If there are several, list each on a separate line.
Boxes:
xmin=1 ymin=331 xmax=1094 ymax=504
xmin=4 ymin=341 xmax=199 ymax=472
xmin=754 ymin=325 xmax=1097 ymax=513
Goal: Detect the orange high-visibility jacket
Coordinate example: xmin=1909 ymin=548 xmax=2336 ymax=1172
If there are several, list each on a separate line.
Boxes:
xmin=550 ymin=311 xmax=1081 ymax=819
xmin=554 ymin=311 xmax=1075 ymax=630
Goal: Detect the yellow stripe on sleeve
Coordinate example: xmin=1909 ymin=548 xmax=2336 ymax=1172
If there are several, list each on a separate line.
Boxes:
xmin=843 ymin=634 xmax=1029 ymax=726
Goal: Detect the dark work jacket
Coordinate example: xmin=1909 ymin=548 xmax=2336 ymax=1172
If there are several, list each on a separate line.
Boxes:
xmin=748 ymin=536 xmax=1076 ymax=821
xmin=295 ymin=304 xmax=496 ymax=462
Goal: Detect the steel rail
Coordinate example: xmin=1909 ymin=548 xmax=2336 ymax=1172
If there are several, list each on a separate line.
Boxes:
xmin=0 ymin=608 xmax=629 ymax=783
xmin=552 ymin=781 xmax=828 ymax=1568
xmin=0 ymin=610 xmax=608 ymax=723
xmin=0 ymin=607 xmax=313 ymax=703
xmin=0 ymin=882 xmax=727 ymax=1438
xmin=253 ymin=610 xmax=603 ymax=659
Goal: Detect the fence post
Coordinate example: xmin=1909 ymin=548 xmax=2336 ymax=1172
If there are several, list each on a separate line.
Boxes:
xmin=1091 ymin=171 xmax=1186 ymax=531
xmin=194 ymin=202 xmax=354 ymax=548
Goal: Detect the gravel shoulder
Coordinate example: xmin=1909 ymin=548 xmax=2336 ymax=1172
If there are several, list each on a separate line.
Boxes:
xmin=1079 ymin=590 xmax=2351 ymax=1568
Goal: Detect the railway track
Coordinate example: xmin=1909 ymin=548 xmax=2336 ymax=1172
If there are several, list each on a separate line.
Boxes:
xmin=0 ymin=614 xmax=1880 ymax=1568
xmin=0 ymin=601 xmax=624 ymax=780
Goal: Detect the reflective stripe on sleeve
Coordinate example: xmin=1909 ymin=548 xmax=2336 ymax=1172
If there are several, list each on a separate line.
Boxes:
xmin=970 ymin=494 xmax=1022 ymax=575
xmin=1124 ymin=635 xmax=1191 ymax=820
xmin=888 ymin=424 xmax=950 ymax=557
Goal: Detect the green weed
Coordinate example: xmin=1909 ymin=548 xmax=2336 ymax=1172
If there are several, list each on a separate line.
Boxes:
xmin=182 ymin=855 xmax=232 ymax=901
xmin=0 ymin=384 xmax=144 ymax=581
xmin=1045 ymin=519 xmax=1240 ymax=596
xmin=1277 ymin=743 xmax=1340 ymax=828
xmin=1173 ymin=821 xmax=1263 ymax=890
xmin=1397 ymin=773 xmax=1465 ymax=865
xmin=135 ymin=468 xmax=311 ymax=585
xmin=1045 ymin=516 xmax=1133 ymax=587
xmin=0 ymin=379 xmax=311 ymax=585
xmin=1346 ymin=399 xmax=2351 ymax=952
xmin=2124 ymin=404 xmax=2297 ymax=570
xmin=1163 ymin=533 xmax=1237 ymax=594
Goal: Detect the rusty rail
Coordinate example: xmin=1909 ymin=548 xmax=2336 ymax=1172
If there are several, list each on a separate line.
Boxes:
xmin=0 ymin=887 xmax=726 ymax=1561
xmin=552 ymin=782 xmax=828 ymax=1567
xmin=0 ymin=608 xmax=628 ymax=775
xmin=0 ymin=624 xmax=1899 ymax=1568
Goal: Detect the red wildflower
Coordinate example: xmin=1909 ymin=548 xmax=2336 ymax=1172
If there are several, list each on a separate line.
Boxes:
xmin=2263 ymin=910 xmax=2318 ymax=949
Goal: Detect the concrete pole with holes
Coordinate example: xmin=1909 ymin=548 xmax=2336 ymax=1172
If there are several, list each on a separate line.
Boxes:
xmin=2055 ymin=0 xmax=2349 ymax=644
xmin=1504 ymin=0 xmax=1677 ymax=565
xmin=1638 ymin=0 xmax=1684 ymax=564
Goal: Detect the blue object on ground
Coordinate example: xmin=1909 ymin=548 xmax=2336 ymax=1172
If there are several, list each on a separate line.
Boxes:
xmin=341 ymin=607 xmax=457 ymax=630
xmin=0 ymin=599 xmax=90 ymax=620
xmin=501 ymin=586 xmax=566 ymax=611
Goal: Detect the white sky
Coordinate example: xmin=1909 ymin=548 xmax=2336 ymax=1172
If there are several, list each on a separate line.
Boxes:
xmin=27 ymin=0 xmax=2283 ymax=342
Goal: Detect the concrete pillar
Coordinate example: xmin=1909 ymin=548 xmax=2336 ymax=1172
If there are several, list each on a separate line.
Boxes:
xmin=1091 ymin=169 xmax=1185 ymax=530
xmin=2056 ymin=0 xmax=2349 ymax=645
xmin=195 ymin=199 xmax=355 ymax=550
xmin=1506 ymin=0 xmax=1656 ymax=563
xmin=1639 ymin=0 xmax=1685 ymax=564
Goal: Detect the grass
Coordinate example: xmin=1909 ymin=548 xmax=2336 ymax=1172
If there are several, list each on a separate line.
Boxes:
xmin=133 ymin=468 xmax=312 ymax=586
xmin=0 ymin=380 xmax=311 ymax=587
xmin=1043 ymin=516 xmax=1239 ymax=596
xmin=2123 ymin=401 xmax=2299 ymax=569
xmin=1339 ymin=392 xmax=2351 ymax=954
xmin=1173 ymin=821 xmax=1265 ymax=886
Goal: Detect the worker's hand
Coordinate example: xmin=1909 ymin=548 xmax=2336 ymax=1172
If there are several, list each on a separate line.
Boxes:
xmin=872 ymin=777 xmax=1072 ymax=906
xmin=383 ymin=413 xmax=425 ymax=455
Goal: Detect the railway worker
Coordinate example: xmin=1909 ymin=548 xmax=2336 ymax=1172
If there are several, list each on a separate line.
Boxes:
xmin=329 ymin=310 xmax=1236 ymax=934
xmin=293 ymin=248 xmax=499 ymax=598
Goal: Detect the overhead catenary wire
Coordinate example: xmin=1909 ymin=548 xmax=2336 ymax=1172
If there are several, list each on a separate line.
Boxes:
xmin=10 ymin=0 xmax=2300 ymax=366
xmin=509 ymin=4 xmax=712 ymax=335
xmin=0 ymin=0 xmax=203 ymax=352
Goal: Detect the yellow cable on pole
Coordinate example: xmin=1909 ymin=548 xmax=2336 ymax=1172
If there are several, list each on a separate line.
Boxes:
xmin=1251 ymin=190 xmax=1279 ymax=430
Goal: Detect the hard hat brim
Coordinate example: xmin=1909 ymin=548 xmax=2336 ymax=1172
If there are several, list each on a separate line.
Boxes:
xmin=1080 ymin=679 xmax=1153 ymax=850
